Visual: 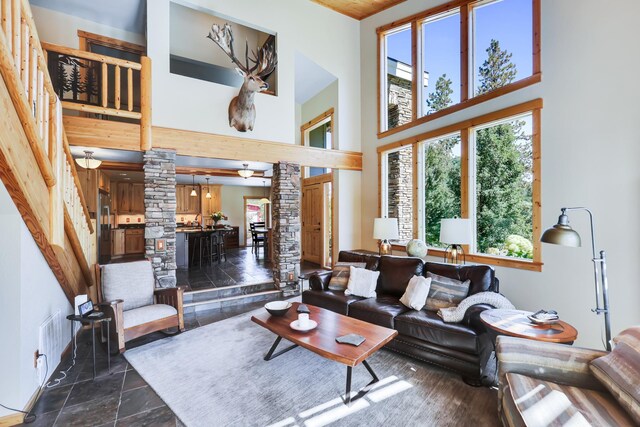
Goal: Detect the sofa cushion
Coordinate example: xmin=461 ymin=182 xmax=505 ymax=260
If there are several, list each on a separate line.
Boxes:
xmin=590 ymin=339 xmax=640 ymax=424
xmin=338 ymin=251 xmax=380 ymax=271
xmin=424 ymin=262 xmax=496 ymax=295
xmin=344 ymin=266 xmax=379 ymax=298
xmin=348 ymin=296 xmax=411 ymax=329
xmin=505 ymin=372 xmax=635 ymax=426
xmin=394 ymin=309 xmax=479 ymax=354
xmin=424 ymin=272 xmax=470 ymax=311
xmin=123 ymin=304 xmax=177 ymax=329
xmin=102 ymin=260 xmax=155 ymax=311
xmin=399 ymin=276 xmax=432 ymax=311
xmin=328 ymin=262 xmax=366 ymax=291
xmin=301 ymin=290 xmax=364 ymax=316
xmin=376 ymin=256 xmax=424 ymax=297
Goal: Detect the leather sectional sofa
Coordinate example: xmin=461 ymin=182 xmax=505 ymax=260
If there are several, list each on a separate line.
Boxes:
xmin=302 ymin=250 xmax=500 ymax=383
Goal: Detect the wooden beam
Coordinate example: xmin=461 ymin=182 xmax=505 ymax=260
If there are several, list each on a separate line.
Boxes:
xmin=41 ymin=41 xmax=142 ymax=70
xmin=77 ymin=30 xmax=146 ymax=56
xmin=63 ymin=116 xmax=363 ymax=171
xmin=61 ymin=101 xmax=142 ymax=119
xmin=64 ymin=207 xmax=93 ymax=287
xmin=98 ymin=161 xmax=267 ymax=178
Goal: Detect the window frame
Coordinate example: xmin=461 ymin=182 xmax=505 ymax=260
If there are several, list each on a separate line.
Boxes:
xmin=377 ymin=98 xmax=543 ymax=272
xmin=377 ymin=0 xmax=541 ymax=138
xmin=300 ymin=108 xmax=335 ymax=178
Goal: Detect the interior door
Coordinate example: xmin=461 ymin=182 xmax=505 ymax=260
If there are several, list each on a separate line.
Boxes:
xmin=302 ymin=184 xmax=323 ymax=264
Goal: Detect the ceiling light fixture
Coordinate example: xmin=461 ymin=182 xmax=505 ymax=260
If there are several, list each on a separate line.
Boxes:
xmin=205 ymin=177 xmax=212 ymax=199
xmin=75 ymin=150 xmax=102 ymax=169
xmin=190 ymin=175 xmax=197 ymax=197
xmin=260 ymin=180 xmax=271 ymax=205
xmin=238 ymin=163 xmax=254 ymax=179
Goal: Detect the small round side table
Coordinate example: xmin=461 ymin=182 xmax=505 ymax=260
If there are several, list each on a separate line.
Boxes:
xmin=66 ymin=314 xmax=112 ymax=379
xmin=480 ymin=309 xmax=578 ymax=344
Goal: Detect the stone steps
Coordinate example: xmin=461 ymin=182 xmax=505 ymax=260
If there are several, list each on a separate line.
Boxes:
xmin=183 ymin=281 xmax=282 ymax=313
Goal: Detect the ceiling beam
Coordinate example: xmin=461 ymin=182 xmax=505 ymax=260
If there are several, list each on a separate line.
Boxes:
xmin=98 ymin=161 xmax=267 ymax=178
xmin=63 ymin=116 xmax=362 ymax=171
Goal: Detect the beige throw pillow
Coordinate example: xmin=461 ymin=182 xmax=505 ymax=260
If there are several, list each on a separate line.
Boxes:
xmin=328 ymin=262 xmax=366 ymax=291
xmin=344 ymin=266 xmax=379 ymax=298
xmin=424 ymin=272 xmax=470 ymax=311
xmin=400 ymin=275 xmax=432 ymax=311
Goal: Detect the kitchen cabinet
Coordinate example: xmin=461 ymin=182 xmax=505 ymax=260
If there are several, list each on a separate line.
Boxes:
xmin=77 ymin=169 xmax=98 ymax=213
xmin=116 ymin=183 xmax=145 ymax=214
xmin=224 ymin=226 xmax=240 ymax=248
xmin=200 ymin=184 xmax=222 ymax=225
xmin=131 ymin=183 xmax=145 ymax=213
xmin=117 ymin=182 xmax=131 ymax=213
xmin=176 ymin=184 xmax=200 ymax=214
xmin=125 ymin=228 xmax=145 ymax=254
xmin=98 ymin=171 xmax=110 ymax=193
xmin=111 ymin=229 xmax=126 ymax=256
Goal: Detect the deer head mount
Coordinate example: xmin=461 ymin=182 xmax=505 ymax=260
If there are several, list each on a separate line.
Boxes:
xmin=207 ymin=23 xmax=277 ymax=132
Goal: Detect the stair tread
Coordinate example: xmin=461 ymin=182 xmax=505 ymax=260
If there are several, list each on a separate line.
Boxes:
xmin=184 ymin=280 xmax=274 ymax=295
xmin=184 ymin=289 xmax=281 ymax=307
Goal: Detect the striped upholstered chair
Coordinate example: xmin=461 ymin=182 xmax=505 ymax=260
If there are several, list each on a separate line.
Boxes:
xmin=496 ymin=328 xmax=640 ymax=426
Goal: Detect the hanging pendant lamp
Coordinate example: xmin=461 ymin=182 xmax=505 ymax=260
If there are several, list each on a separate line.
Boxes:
xmin=205 ymin=177 xmax=212 ymax=199
xmin=260 ymin=180 xmax=270 ymax=204
xmin=190 ymin=175 xmax=197 ymax=197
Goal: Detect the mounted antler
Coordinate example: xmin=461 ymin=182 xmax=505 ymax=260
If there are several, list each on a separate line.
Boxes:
xmin=207 ymin=23 xmax=278 ymax=132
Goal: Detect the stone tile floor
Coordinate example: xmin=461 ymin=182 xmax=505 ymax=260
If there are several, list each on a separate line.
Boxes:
xmin=177 ymin=247 xmax=323 ymax=291
xmin=17 ymin=298 xmax=285 ymax=427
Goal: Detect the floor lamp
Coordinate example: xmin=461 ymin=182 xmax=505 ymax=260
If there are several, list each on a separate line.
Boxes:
xmin=540 ymin=207 xmax=612 ymax=351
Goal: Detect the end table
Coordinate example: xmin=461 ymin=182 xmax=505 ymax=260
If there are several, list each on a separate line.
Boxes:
xmin=480 ymin=309 xmax=578 ymax=344
xmin=66 ymin=314 xmax=112 ymax=379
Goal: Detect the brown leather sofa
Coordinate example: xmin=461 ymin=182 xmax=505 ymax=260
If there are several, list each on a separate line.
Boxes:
xmin=302 ymin=250 xmax=500 ymax=383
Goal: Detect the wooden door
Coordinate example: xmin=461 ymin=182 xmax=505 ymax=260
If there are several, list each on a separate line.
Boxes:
xmin=131 ymin=183 xmax=145 ymax=213
xmin=117 ymin=183 xmax=131 ymax=213
xmin=302 ymin=183 xmax=323 ymax=264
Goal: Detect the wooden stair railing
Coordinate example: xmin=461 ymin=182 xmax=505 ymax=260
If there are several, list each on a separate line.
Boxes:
xmin=0 ymin=0 xmax=95 ymax=300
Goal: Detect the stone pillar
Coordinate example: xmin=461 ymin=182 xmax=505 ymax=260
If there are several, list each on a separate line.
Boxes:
xmin=387 ymin=147 xmax=413 ymax=241
xmin=143 ymin=149 xmax=177 ymax=288
xmin=271 ymin=162 xmax=301 ymax=288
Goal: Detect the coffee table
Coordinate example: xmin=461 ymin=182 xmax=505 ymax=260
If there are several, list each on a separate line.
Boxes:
xmin=251 ymin=302 xmax=398 ymax=405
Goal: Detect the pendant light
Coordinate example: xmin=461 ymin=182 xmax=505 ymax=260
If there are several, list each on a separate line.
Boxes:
xmin=75 ymin=150 xmax=102 ymax=169
xmin=190 ymin=175 xmax=197 ymax=197
xmin=260 ymin=180 xmax=270 ymax=204
xmin=238 ymin=163 xmax=254 ymax=179
xmin=205 ymin=177 xmax=212 ymax=199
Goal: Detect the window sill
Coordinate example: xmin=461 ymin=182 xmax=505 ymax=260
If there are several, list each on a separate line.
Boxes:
xmin=391 ymin=245 xmax=543 ymax=272
xmin=378 ymin=73 xmax=542 ymax=139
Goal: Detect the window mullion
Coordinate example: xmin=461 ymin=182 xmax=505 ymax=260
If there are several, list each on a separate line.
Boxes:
xmin=468 ymin=127 xmax=478 ymax=254
xmin=460 ymin=3 xmax=470 ymax=102
xmin=410 ymin=20 xmax=419 ymax=121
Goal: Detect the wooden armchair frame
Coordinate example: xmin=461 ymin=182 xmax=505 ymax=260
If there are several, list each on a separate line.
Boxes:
xmin=94 ymin=264 xmax=185 ymax=353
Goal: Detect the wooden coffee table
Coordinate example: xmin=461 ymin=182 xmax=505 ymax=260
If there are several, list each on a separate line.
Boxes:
xmin=251 ymin=302 xmax=398 ymax=405
xmin=480 ymin=309 xmax=578 ymax=343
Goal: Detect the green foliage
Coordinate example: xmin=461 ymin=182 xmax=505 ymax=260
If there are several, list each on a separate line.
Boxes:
xmin=426 ymin=74 xmax=453 ymax=113
xmin=477 ymin=39 xmax=517 ymax=95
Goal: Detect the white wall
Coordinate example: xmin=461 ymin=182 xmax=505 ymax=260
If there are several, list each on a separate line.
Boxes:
xmin=360 ymin=0 xmax=640 ymax=348
xmin=31 ymin=6 xmax=145 ymax=48
xmin=0 ymin=182 xmax=73 ymax=417
xmin=220 ymin=186 xmax=267 ymax=246
xmin=301 ymin=79 xmax=339 ymax=138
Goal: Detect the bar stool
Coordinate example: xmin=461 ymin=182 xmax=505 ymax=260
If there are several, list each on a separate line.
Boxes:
xmin=209 ymin=231 xmax=220 ymax=263
xmin=217 ymin=230 xmax=228 ymax=262
xmin=190 ymin=232 xmax=210 ymax=267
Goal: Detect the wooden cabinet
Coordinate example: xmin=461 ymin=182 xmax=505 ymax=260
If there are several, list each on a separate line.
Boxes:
xmin=111 ymin=229 xmax=126 ymax=256
xmin=200 ymin=184 xmax=222 ymax=225
xmin=116 ymin=183 xmax=144 ymax=214
xmin=176 ymin=184 xmax=200 ymax=214
xmin=98 ymin=171 xmax=110 ymax=193
xmin=125 ymin=229 xmax=145 ymax=254
xmin=224 ymin=226 xmax=240 ymax=248
xmin=77 ymin=169 xmax=98 ymax=213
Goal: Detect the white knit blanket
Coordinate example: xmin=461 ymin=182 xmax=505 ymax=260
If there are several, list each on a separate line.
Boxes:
xmin=438 ymin=291 xmax=515 ymax=323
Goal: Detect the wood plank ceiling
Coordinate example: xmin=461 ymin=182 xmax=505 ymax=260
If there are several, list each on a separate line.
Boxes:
xmin=311 ymin=0 xmax=407 ymax=20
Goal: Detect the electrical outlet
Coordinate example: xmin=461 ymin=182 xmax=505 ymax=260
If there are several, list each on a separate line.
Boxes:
xmin=34 ymin=350 xmax=40 ymax=368
xmin=288 ymin=272 xmax=294 ymax=281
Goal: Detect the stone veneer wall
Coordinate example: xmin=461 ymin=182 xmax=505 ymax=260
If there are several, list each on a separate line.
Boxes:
xmin=388 ymin=74 xmax=412 ymax=129
xmin=271 ymin=162 xmax=301 ymax=287
xmin=387 ymin=146 xmax=413 ymax=241
xmin=144 ymin=149 xmax=177 ymax=287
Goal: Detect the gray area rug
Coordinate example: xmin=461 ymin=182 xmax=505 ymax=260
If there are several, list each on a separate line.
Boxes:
xmin=125 ymin=304 xmax=498 ymax=427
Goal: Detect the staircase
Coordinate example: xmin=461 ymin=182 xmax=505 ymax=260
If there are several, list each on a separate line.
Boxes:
xmin=183 ymin=281 xmax=283 ymax=313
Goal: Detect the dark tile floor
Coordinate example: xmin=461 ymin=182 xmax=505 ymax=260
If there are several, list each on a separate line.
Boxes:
xmin=17 ymin=299 xmax=283 ymax=427
xmin=177 ymin=247 xmax=323 ymax=291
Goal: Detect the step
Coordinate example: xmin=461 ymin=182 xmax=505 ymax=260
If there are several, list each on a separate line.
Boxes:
xmin=183 ymin=280 xmax=276 ymax=304
xmin=183 ymin=289 xmax=282 ymax=314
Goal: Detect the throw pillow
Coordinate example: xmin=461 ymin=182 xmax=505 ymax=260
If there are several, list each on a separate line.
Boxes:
xmin=344 ymin=266 xmax=379 ymax=298
xmin=590 ymin=341 xmax=640 ymax=424
xmin=400 ymin=275 xmax=432 ymax=310
xmin=424 ymin=272 xmax=471 ymax=311
xmin=328 ymin=262 xmax=366 ymax=291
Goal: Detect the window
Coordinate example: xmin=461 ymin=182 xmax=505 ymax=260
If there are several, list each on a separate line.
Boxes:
xmin=377 ymin=0 xmax=539 ymax=135
xmin=381 ymin=145 xmax=413 ymax=242
xmin=301 ymin=109 xmax=334 ymax=178
xmin=382 ymin=25 xmax=413 ymax=130
xmin=378 ymin=99 xmax=542 ymax=270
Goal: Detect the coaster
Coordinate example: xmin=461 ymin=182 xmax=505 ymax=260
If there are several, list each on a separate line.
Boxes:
xmin=336 ymin=333 xmax=366 ymax=346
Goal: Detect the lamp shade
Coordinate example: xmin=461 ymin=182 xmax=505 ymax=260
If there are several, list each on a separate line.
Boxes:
xmin=373 ymin=218 xmax=399 ymax=240
xmin=540 ymin=213 xmax=581 ymax=247
xmin=260 ymin=197 xmax=271 ymax=204
xmin=439 ymin=218 xmax=471 ymax=244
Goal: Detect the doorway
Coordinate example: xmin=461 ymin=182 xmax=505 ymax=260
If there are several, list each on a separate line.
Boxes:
xmin=301 ymin=173 xmax=334 ymax=269
xmin=244 ymin=197 xmax=270 ymax=246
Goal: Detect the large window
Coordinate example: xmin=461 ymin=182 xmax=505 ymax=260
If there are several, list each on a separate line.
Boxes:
xmin=379 ymin=100 xmax=541 ymax=270
xmin=378 ymin=0 xmax=539 ymax=135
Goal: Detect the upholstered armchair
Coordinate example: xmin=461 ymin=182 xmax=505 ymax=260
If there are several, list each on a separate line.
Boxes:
xmin=95 ymin=260 xmax=185 ymax=353
xmin=496 ymin=335 xmax=637 ymax=426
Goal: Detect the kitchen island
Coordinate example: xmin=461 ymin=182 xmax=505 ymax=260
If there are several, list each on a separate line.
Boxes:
xmin=176 ymin=226 xmax=239 ymax=268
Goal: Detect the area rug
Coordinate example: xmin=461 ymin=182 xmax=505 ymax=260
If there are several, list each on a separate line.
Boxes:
xmin=125 ymin=304 xmax=498 ymax=427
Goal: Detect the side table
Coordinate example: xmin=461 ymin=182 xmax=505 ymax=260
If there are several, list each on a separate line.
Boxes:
xmin=66 ymin=314 xmax=112 ymax=379
xmin=480 ymin=309 xmax=578 ymax=344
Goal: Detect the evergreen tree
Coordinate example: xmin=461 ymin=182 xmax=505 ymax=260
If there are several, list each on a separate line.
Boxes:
xmin=83 ymin=65 xmax=99 ymax=103
xmin=426 ymin=74 xmax=453 ymax=113
xmin=55 ymin=60 xmax=70 ymax=99
xmin=477 ymin=39 xmax=517 ymax=95
xmin=69 ymin=62 xmax=85 ymax=101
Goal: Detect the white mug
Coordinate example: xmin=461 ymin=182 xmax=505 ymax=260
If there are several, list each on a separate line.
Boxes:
xmin=298 ymin=313 xmax=309 ymax=327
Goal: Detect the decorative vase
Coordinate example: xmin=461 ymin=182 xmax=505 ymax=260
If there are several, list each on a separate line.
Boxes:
xmin=213 ymin=220 xmax=219 ymax=227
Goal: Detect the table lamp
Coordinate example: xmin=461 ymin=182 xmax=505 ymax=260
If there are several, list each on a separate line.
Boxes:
xmin=439 ymin=218 xmax=471 ymax=264
xmin=540 ymin=207 xmax=612 ymax=351
xmin=373 ymin=218 xmax=399 ymax=255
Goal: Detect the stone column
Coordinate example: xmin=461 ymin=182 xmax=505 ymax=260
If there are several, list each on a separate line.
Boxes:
xmin=271 ymin=162 xmax=301 ymax=288
xmin=143 ymin=149 xmax=177 ymax=288
xmin=387 ymin=147 xmax=413 ymax=240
